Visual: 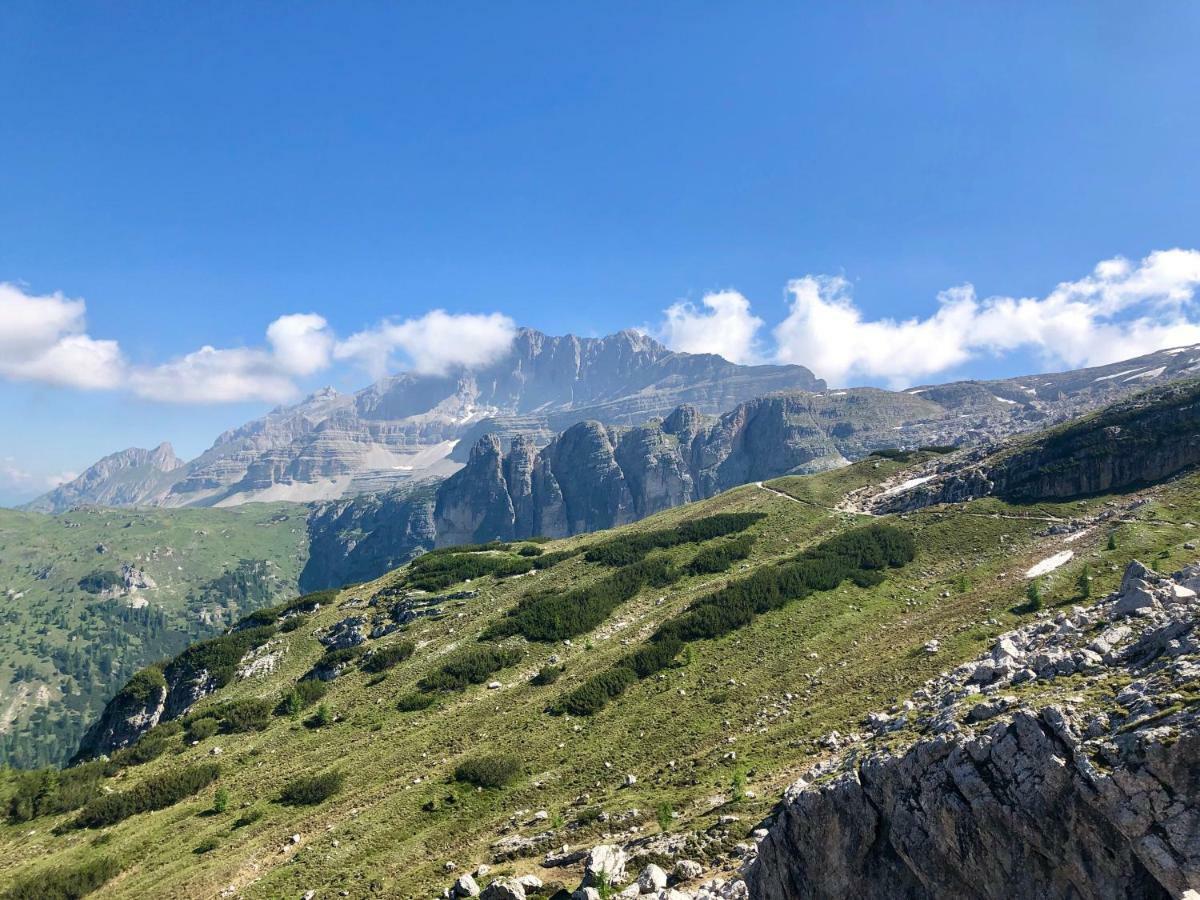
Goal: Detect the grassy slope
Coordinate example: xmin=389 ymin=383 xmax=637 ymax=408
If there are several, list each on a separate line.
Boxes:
xmin=3 ymin=455 xmax=1197 ymax=898
xmin=0 ymin=504 xmax=310 ymax=767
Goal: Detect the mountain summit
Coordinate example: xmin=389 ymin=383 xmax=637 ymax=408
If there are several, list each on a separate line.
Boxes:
xmin=27 ymin=329 xmax=824 ymax=512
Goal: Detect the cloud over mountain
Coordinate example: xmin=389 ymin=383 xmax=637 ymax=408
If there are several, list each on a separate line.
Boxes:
xmin=652 ymin=249 xmax=1200 ymax=387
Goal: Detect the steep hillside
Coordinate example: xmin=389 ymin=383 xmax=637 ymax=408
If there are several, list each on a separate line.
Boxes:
xmin=4 ymin=441 xmax=1198 ymax=898
xmin=0 ymin=505 xmax=309 ymax=768
xmin=855 ymin=378 xmax=1200 ymax=514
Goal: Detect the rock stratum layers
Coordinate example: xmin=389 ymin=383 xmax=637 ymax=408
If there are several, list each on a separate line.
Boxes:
xmin=745 ymin=559 xmax=1200 ymax=900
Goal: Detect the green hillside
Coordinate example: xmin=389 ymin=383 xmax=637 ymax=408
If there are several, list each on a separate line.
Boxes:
xmin=2 ymin=448 xmax=1195 ymax=899
xmin=0 ymin=504 xmax=310 ymax=768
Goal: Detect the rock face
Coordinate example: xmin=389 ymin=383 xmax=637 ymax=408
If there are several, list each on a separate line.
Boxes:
xmin=863 ymin=378 xmax=1200 ymax=514
xmin=746 ymin=560 xmax=1200 ymax=900
xmin=29 ymin=330 xmax=824 ymax=512
xmin=300 ymin=487 xmax=437 ymax=592
xmin=433 ymin=397 xmax=851 ymax=545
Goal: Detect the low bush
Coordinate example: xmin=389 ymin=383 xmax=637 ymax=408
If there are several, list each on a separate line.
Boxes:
xmin=404 ymin=550 xmax=534 ymax=591
xmin=531 ymin=665 xmax=563 ymax=686
xmin=583 ymin=512 xmax=765 ymax=566
xmin=560 ymin=524 xmax=916 ymax=716
xmin=231 ymin=807 xmax=263 ymax=829
xmin=305 ymin=703 xmax=334 ymax=728
xmin=360 ymin=640 xmax=416 ymax=673
xmin=108 ymin=721 xmax=182 ymax=767
xmin=532 ymin=549 xmax=579 ymax=570
xmin=186 ymin=717 xmax=219 ymax=742
xmin=235 ymin=590 xmax=337 ymax=629
xmin=549 ymin=667 xmax=637 ymax=716
xmin=276 ymin=678 xmax=328 ymax=716
xmin=167 ymin=625 xmax=277 ymax=692
xmin=112 ymin=666 xmax=167 ymax=705
xmin=74 ymin=763 xmax=220 ymax=828
xmin=2 ymin=855 xmax=121 ymax=900
xmin=418 ymin=645 xmax=523 ymax=692
xmin=517 ymin=544 xmax=544 ymax=557
xmin=396 ymin=692 xmax=436 ymax=712
xmin=278 ymin=770 xmax=344 ymax=806
xmin=484 ymin=556 xmax=681 ymax=643
xmin=685 ymin=534 xmax=756 ymax=575
xmin=217 ymin=698 xmax=273 ymax=734
xmin=77 ymin=570 xmax=122 ymax=594
xmin=321 ymin=646 xmax=365 ymax=667
xmin=453 ymin=753 xmax=522 ymax=788
xmin=194 ymin=837 xmax=220 ymax=854
xmin=5 ymin=759 xmax=109 ymax=824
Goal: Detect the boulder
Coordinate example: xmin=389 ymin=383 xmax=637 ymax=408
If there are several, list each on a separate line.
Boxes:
xmin=1114 ymin=580 xmax=1158 ymax=617
xmin=480 ymin=878 xmax=526 ymax=900
xmin=453 ymin=874 xmax=481 ymax=898
xmin=673 ymin=860 xmax=704 ymax=881
xmin=637 ymin=864 xmax=668 ymax=892
xmin=583 ymin=844 xmax=627 ymax=887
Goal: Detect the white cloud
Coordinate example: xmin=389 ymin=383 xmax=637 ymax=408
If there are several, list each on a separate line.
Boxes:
xmin=0 ymin=283 xmax=516 ymax=404
xmin=266 ymin=313 xmax=333 ymax=376
xmin=0 ymin=283 xmax=125 ymax=389
xmin=656 ymin=291 xmax=764 ymax=364
xmin=128 ymin=346 xmax=305 ymax=405
xmin=334 ymin=310 xmax=517 ymax=378
xmin=770 ymin=249 xmax=1200 ymax=387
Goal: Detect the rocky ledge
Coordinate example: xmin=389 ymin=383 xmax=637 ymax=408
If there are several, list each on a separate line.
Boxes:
xmin=746 ymin=559 xmax=1200 ymax=899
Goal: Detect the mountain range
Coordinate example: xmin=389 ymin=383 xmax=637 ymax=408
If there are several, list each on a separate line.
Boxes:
xmin=27 ymin=332 xmax=1200 ymax=516
xmin=26 ymin=329 xmax=824 ymax=513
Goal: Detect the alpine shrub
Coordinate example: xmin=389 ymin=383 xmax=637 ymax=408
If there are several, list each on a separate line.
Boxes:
xmin=278 ymin=770 xmax=344 ymax=806
xmin=453 ymin=753 xmax=522 ymax=788
xmin=3 ymin=856 xmax=121 ymax=900
xmin=418 ymin=645 xmax=524 ymax=692
xmin=74 ymin=763 xmax=220 ymax=828
xmin=360 ymin=640 xmax=416 ymax=673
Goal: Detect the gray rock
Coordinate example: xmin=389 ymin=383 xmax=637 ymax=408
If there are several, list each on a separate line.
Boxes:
xmin=673 ymin=860 xmax=704 ymax=881
xmin=583 ymin=844 xmax=627 ymax=887
xmin=453 ymin=874 xmax=481 ymax=898
xmin=637 ymin=863 xmax=668 ymax=892
xmin=480 ymin=878 xmax=526 ymax=900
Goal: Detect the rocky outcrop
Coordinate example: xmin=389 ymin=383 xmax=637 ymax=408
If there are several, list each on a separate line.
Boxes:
xmin=300 ymin=487 xmax=437 ymax=592
xmin=433 ymin=397 xmax=850 ymax=545
xmin=865 ymin=378 xmax=1200 ymax=514
xmin=745 ymin=560 xmax=1200 ymax=899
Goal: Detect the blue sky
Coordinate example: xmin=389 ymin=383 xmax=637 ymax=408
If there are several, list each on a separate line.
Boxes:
xmin=2 ymin=2 xmax=1200 ymax=504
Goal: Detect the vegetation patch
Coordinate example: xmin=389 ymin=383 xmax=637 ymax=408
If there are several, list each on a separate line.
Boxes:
xmin=235 ymin=590 xmax=337 ymax=629
xmin=453 ymin=753 xmax=522 ymax=788
xmin=483 ymin=556 xmax=680 ymax=643
xmin=73 ymin=763 xmax=221 ymax=829
xmin=215 ymin=698 xmax=274 ymax=733
xmin=583 ymin=512 xmax=766 ymax=567
xmin=276 ymin=679 xmax=328 ymax=716
xmin=553 ymin=524 xmax=915 ymax=715
xmin=2 ymin=855 xmax=122 ymax=900
xmin=278 ymin=770 xmax=344 ymax=806
xmin=685 ymin=534 xmax=756 ymax=576
xmin=360 ymin=640 xmax=416 ymax=673
xmin=404 ymin=551 xmax=535 ymax=592
xmin=77 ymin=570 xmax=123 ymax=595
xmin=417 ymin=645 xmax=524 ymax=692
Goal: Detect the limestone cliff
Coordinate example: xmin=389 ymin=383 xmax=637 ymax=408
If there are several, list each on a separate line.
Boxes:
xmin=745 ymin=560 xmax=1200 ymax=899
